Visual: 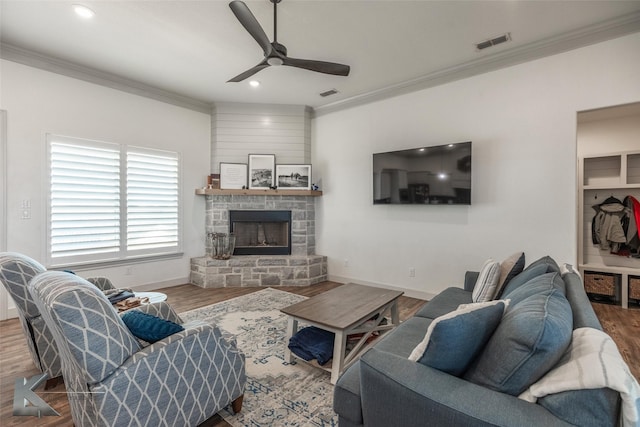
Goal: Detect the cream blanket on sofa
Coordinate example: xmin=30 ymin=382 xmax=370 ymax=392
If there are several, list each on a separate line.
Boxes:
xmin=519 ymin=327 xmax=640 ymax=427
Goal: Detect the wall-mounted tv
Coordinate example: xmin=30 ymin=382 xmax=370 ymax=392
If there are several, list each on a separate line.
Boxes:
xmin=373 ymin=141 xmax=472 ymax=205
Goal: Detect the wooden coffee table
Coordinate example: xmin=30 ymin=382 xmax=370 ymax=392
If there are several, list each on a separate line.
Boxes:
xmin=281 ymin=283 xmax=403 ymax=384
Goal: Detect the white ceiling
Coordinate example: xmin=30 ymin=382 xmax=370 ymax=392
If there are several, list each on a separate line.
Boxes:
xmin=2 ymin=1 xmax=640 ymax=113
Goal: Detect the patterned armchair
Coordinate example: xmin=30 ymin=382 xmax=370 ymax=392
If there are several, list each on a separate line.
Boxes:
xmin=0 ymin=252 xmax=117 ymax=384
xmin=0 ymin=252 xmax=59 ymax=379
xmin=29 ymin=271 xmax=246 ymax=427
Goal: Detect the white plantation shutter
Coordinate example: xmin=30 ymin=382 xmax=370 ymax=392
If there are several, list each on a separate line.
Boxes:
xmin=127 ymin=149 xmax=179 ymax=253
xmin=49 ymin=138 xmax=121 ymax=261
xmin=47 ymin=135 xmax=181 ymax=266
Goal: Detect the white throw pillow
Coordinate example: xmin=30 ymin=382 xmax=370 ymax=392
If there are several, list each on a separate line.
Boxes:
xmin=472 ymin=259 xmax=501 ymax=302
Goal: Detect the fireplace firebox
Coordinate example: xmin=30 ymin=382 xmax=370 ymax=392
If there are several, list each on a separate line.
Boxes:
xmin=229 ymin=210 xmax=292 ymax=255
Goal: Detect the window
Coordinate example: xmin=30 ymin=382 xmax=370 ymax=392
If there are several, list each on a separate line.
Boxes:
xmin=47 ymin=134 xmax=181 ymax=266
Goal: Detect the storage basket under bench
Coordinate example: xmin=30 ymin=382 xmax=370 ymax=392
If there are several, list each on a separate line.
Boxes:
xmin=584 ymin=271 xmax=621 ymax=305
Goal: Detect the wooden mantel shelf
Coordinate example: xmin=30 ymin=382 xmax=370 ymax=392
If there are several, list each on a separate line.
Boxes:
xmin=195 ymin=188 xmax=323 ymax=197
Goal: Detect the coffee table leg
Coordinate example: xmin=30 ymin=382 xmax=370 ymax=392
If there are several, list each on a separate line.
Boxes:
xmin=391 ymin=299 xmax=400 ymax=325
xmin=331 ymin=330 xmax=347 ymax=384
xmin=284 ymin=317 xmax=298 ymax=364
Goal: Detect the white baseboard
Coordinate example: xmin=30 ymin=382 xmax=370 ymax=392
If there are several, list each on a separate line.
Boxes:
xmin=328 ymin=274 xmax=436 ymax=301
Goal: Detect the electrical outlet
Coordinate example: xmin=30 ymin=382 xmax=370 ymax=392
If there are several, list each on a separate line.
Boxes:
xmin=409 ymin=267 xmax=416 ymax=278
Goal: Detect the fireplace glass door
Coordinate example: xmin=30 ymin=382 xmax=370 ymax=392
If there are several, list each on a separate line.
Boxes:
xmin=229 ymin=210 xmax=292 ymax=255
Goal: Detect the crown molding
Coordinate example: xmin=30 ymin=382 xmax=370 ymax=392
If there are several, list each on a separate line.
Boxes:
xmin=312 ymin=11 xmax=640 ymax=118
xmin=0 ymin=43 xmax=213 ymax=115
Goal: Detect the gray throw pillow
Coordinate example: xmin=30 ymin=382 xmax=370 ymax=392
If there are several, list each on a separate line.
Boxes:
xmin=463 ymin=289 xmax=572 ymax=396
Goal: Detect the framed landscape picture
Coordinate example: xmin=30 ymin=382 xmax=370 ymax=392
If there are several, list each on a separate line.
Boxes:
xmin=276 ymin=164 xmax=311 ymax=190
xmin=220 ymin=162 xmax=247 ymax=189
xmin=248 ymin=154 xmax=275 ymax=189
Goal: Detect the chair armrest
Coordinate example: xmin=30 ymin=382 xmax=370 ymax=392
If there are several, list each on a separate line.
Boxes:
xmin=358 ymin=348 xmax=573 ymax=427
xmin=124 ymin=301 xmax=183 ymax=324
xmin=464 ymin=271 xmax=479 ymax=292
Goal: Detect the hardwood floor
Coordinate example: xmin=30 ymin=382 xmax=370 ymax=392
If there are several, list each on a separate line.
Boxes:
xmin=0 ymin=282 xmax=637 ymax=426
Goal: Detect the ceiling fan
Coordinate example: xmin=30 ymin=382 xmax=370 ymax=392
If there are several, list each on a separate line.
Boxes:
xmin=228 ymin=0 xmax=350 ymax=82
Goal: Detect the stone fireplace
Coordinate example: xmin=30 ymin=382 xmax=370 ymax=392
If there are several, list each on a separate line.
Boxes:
xmin=190 ymin=194 xmax=327 ymax=288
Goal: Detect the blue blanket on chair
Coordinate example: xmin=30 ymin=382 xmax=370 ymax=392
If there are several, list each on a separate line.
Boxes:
xmin=288 ymin=326 xmax=335 ymax=365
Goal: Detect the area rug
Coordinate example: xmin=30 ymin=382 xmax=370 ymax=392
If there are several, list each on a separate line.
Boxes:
xmin=180 ymin=288 xmax=338 ymax=427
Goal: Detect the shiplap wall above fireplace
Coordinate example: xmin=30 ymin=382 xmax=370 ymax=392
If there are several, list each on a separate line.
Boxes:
xmin=210 ymin=103 xmax=312 ymax=174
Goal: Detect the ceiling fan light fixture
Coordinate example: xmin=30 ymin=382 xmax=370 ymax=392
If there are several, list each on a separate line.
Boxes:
xmin=73 ymin=4 xmax=95 ymax=19
xmin=267 ymin=57 xmax=284 ymax=66
xmin=249 ymin=80 xmax=260 ymax=87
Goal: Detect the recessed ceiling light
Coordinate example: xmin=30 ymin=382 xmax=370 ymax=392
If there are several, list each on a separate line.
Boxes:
xmin=249 ymin=80 xmax=260 ymax=88
xmin=73 ymin=4 xmax=95 ymax=19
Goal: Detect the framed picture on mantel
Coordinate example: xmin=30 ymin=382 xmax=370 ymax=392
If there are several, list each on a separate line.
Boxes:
xmin=276 ymin=164 xmax=311 ymax=190
xmin=248 ymin=154 xmax=275 ymax=189
xmin=220 ymin=163 xmax=247 ymax=189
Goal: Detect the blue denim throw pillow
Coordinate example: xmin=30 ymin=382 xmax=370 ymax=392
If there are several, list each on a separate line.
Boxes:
xmin=121 ymin=310 xmax=184 ymax=343
xmin=464 ymin=289 xmax=572 ymax=395
xmin=408 ymin=300 xmax=507 ymax=376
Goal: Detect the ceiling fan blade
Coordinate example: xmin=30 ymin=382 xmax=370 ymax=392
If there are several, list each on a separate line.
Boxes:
xmin=229 ymin=1 xmax=272 ymax=56
xmin=282 ymin=57 xmax=350 ymax=76
xmin=227 ymin=60 xmax=270 ymax=82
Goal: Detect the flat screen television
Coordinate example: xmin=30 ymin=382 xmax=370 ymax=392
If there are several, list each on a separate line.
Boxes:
xmin=373 ymin=141 xmax=472 ymax=205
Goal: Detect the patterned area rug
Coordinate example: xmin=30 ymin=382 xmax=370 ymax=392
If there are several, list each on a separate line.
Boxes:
xmin=180 ymin=288 xmax=338 ymax=427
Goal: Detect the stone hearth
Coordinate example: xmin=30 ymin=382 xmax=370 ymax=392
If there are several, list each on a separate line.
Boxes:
xmin=190 ymin=255 xmax=327 ymax=288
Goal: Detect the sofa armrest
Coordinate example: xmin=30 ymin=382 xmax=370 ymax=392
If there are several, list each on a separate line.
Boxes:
xmin=464 ymin=271 xmax=479 ymax=292
xmin=359 ymin=348 xmax=574 ymax=427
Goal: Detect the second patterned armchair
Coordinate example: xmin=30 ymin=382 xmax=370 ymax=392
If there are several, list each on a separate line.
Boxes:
xmin=29 ymin=270 xmax=246 ymax=427
xmin=0 ymin=252 xmax=117 ymax=384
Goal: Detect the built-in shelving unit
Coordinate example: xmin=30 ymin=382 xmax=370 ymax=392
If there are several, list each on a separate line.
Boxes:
xmin=195 ymin=188 xmax=322 ymax=197
xmin=578 ymin=150 xmax=640 ymax=309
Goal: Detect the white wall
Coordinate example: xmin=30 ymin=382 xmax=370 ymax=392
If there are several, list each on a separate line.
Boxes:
xmin=312 ymin=33 xmax=640 ymax=300
xmin=0 ymin=60 xmax=210 ymax=317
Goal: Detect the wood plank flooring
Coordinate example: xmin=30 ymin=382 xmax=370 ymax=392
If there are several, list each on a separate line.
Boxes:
xmin=0 ymin=282 xmax=637 ymax=426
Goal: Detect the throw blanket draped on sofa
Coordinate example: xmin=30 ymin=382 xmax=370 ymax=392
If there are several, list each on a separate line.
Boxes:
xmin=519 ymin=327 xmax=640 ymax=427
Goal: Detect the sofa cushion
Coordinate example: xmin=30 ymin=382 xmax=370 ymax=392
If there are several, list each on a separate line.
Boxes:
xmin=463 ymin=289 xmax=572 ymax=396
xmin=494 ymin=252 xmax=525 ymax=298
xmin=499 ymin=263 xmax=548 ymax=298
xmin=414 ymin=287 xmax=472 ymax=320
xmin=408 ymin=300 xmax=507 ymax=376
xmin=121 ymin=310 xmax=184 ymax=343
xmin=504 ymin=272 xmax=566 ymax=306
xmin=375 ymin=316 xmax=433 ymax=357
xmin=472 ymin=259 xmax=501 ymax=302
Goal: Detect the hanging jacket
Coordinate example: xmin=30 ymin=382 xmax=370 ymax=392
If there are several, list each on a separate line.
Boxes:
xmin=592 ymin=196 xmax=628 ymax=252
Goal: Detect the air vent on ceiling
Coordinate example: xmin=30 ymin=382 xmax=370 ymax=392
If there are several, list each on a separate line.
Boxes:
xmin=320 ymin=89 xmax=339 ymax=97
xmin=476 ymin=33 xmax=511 ymax=51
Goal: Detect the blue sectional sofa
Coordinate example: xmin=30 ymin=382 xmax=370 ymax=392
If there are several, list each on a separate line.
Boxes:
xmin=333 ymin=256 xmax=622 ymax=427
